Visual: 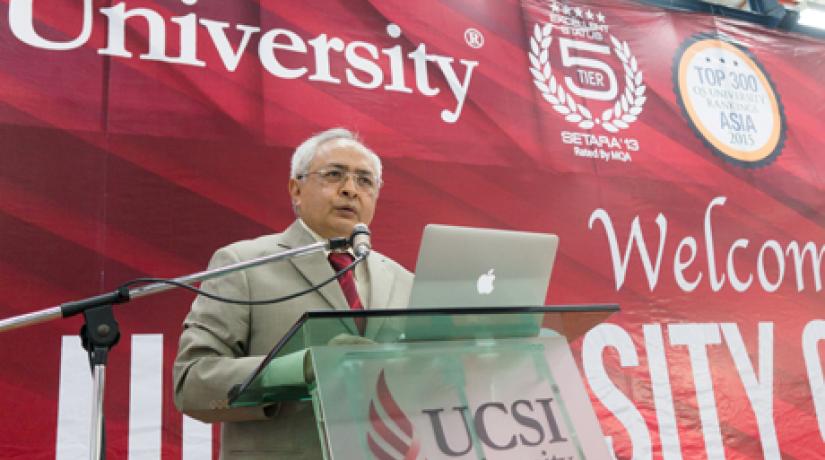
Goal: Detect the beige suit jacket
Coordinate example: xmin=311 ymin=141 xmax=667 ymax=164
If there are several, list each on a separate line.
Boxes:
xmin=174 ymin=221 xmax=414 ymax=459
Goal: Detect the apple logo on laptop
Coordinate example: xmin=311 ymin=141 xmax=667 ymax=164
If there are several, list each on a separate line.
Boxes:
xmin=476 ymin=269 xmax=496 ymax=295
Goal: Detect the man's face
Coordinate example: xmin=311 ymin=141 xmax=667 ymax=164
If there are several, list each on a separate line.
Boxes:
xmin=289 ymin=139 xmax=379 ymax=239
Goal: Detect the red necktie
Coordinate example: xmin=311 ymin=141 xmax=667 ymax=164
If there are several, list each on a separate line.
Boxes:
xmin=328 ymin=252 xmax=365 ymax=334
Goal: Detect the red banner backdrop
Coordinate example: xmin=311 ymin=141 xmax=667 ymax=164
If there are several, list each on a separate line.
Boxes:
xmin=1 ymin=0 xmax=825 ymax=458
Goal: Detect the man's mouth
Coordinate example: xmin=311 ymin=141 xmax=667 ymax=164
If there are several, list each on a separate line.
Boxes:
xmin=334 ymin=205 xmax=357 ymax=216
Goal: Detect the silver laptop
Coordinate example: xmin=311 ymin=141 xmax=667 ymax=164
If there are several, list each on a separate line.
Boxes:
xmin=408 ymin=224 xmax=559 ymax=308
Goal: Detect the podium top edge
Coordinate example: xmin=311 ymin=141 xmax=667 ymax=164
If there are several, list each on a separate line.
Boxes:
xmin=302 ymin=304 xmax=619 ymax=319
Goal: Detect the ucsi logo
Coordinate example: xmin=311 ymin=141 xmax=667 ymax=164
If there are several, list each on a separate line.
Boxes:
xmin=366 ymin=369 xmax=583 ymax=460
xmin=7 ymin=0 xmax=479 ymax=123
xmin=368 ymin=370 xmax=575 ymax=459
xmin=423 ymin=398 xmax=571 ymax=457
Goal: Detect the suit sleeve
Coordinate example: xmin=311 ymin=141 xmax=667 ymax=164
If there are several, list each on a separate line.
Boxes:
xmin=173 ymin=245 xmax=270 ymax=422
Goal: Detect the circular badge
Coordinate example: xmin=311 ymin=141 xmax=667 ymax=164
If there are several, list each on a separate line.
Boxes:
xmin=673 ymin=34 xmax=786 ymax=167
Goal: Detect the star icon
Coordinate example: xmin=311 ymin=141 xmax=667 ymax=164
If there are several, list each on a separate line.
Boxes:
xmin=574 ymin=7 xmax=583 ymax=17
xmin=597 ymin=12 xmax=606 ymax=22
xmin=563 ymin=5 xmax=571 ymax=15
xmin=586 ymin=9 xmax=595 ymax=20
xmin=551 ymin=3 xmax=561 ymax=12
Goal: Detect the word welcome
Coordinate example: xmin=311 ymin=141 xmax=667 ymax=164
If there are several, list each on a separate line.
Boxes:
xmin=589 ymin=196 xmax=825 ymax=293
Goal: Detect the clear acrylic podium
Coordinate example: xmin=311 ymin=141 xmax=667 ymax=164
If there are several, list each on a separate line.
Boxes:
xmin=229 ymin=305 xmax=618 ymax=460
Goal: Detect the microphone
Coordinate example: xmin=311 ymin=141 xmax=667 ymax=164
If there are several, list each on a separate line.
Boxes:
xmin=350 ymin=223 xmax=371 ymax=257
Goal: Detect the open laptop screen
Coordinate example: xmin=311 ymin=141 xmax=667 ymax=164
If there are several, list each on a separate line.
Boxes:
xmin=408 ymin=224 xmax=559 ymax=308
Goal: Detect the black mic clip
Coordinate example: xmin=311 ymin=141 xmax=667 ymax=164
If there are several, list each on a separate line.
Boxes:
xmin=327 ymin=237 xmax=349 ymax=251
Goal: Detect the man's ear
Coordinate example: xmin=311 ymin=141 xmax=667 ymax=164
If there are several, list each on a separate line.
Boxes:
xmin=288 ymin=178 xmax=301 ymax=208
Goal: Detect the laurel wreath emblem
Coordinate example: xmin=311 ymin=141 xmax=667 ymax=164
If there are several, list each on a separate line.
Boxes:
xmin=529 ymin=23 xmax=647 ymax=133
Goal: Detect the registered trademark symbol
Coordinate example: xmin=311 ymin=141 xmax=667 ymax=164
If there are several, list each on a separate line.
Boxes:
xmin=464 ymin=28 xmax=484 ymax=48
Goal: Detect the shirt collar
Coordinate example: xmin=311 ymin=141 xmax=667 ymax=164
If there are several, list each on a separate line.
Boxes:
xmin=297 ymin=219 xmax=356 ymax=257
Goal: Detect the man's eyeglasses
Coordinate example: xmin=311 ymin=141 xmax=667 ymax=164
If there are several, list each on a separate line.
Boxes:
xmin=298 ymin=168 xmax=381 ymax=194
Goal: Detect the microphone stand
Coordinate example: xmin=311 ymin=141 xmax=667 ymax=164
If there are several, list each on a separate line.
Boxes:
xmin=0 ymin=236 xmax=348 ymax=460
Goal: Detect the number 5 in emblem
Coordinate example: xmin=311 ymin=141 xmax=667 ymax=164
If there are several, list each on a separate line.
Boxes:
xmin=559 ymin=37 xmax=618 ymax=101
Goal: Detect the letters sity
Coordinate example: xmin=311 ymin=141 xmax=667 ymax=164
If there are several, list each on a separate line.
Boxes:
xmin=582 ymin=322 xmax=780 ymax=460
xmin=581 ymin=320 xmax=825 ymax=459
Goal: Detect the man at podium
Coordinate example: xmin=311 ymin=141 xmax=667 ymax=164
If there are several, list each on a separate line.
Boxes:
xmin=173 ymin=128 xmax=414 ymax=459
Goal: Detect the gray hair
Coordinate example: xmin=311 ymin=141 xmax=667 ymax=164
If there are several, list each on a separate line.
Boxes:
xmin=290 ymin=127 xmax=382 ymax=182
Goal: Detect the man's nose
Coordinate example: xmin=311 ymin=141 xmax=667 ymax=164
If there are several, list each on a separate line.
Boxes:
xmin=338 ymin=174 xmax=359 ymax=195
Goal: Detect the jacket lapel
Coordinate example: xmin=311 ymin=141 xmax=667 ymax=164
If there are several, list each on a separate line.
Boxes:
xmin=279 ymin=221 xmax=349 ymax=311
xmin=279 ymin=221 xmax=400 ymax=337
xmin=364 ymin=252 xmax=397 ymax=338
xmin=367 ymin=252 xmax=395 ymax=308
